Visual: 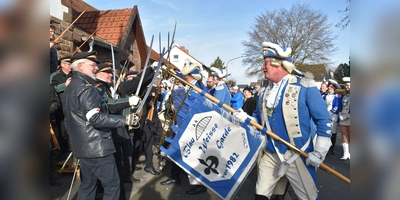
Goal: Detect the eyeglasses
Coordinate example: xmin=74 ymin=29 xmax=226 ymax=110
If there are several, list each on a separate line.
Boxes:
xmin=82 ymin=62 xmax=97 ymax=67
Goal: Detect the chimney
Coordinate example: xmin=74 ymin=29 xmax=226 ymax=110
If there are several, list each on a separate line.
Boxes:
xmin=179 ymin=46 xmax=189 ymax=54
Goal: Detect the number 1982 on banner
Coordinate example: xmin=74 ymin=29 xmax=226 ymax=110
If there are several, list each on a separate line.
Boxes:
xmin=222 ymin=152 xmax=239 ymax=178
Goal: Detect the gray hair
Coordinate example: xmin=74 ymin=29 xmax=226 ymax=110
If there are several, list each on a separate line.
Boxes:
xmin=71 ymin=59 xmax=86 ymax=71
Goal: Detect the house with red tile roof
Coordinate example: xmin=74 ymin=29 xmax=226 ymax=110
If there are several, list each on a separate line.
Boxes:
xmin=50 ymin=0 xmax=172 ymax=76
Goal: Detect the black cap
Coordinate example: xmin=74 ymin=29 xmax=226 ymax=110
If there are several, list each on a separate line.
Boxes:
xmin=243 ymin=86 xmax=253 ymax=94
xmin=96 ymin=63 xmax=113 ymax=73
xmin=126 ymin=70 xmax=138 ymax=76
xmin=58 ymin=56 xmax=71 ymax=65
xmin=71 ymin=51 xmax=100 ymax=64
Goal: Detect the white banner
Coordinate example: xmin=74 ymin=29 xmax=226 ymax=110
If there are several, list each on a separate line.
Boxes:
xmin=161 ymin=90 xmax=266 ymax=199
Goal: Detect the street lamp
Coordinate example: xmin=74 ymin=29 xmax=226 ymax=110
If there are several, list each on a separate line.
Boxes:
xmin=226 ymin=55 xmax=244 ymax=84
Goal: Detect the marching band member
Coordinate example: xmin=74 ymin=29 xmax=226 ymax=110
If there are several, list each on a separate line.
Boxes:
xmin=324 ymin=79 xmax=342 ymax=155
xmin=234 ymin=42 xmax=332 ymax=200
xmin=210 ymin=67 xmax=231 ymax=109
xmin=94 ymin=62 xmax=141 ymax=191
xmin=159 ymin=59 xmax=209 ymax=195
xmin=50 ymin=56 xmax=73 ymax=162
xmin=339 ymin=77 xmax=350 ymax=160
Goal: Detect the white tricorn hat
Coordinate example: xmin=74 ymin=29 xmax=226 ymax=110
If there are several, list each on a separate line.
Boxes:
xmin=261 ymin=42 xmax=302 ymax=75
xmin=210 ymin=67 xmax=227 ymax=79
xmin=328 ymin=79 xmax=340 ymax=89
xmin=181 ymin=58 xmax=202 ymax=80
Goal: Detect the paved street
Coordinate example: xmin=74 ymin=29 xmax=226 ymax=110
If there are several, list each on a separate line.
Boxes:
xmin=51 ymin=135 xmax=350 ymax=200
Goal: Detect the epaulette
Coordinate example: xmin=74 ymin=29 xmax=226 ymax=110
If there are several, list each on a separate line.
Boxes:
xmin=296 ymin=71 xmax=315 ymax=88
xmin=300 ymin=77 xmax=316 ymax=88
xmin=86 ymin=84 xmax=92 ymax=87
xmin=288 ymin=74 xmax=297 ymax=84
xmin=304 ymin=71 xmax=314 ymax=79
xmin=215 ymin=84 xmax=224 ymax=90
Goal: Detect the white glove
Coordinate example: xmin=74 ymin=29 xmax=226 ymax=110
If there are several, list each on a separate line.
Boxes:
xmin=339 ymin=115 xmax=347 ymax=121
xmin=233 ymin=108 xmax=250 ymax=123
xmin=306 ymin=151 xmax=324 ymax=167
xmin=151 ymin=64 xmax=159 ymax=70
xmin=129 ymin=96 xmax=140 ymax=106
xmin=125 ymin=113 xmax=140 ymax=126
xmin=306 ymin=136 xmax=331 ymax=167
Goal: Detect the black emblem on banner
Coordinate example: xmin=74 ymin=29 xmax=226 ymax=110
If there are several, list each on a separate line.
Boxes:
xmin=198 ymin=156 xmax=219 ymax=175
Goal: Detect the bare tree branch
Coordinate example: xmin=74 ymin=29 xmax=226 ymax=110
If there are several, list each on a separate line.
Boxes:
xmin=336 ymin=0 xmax=350 ymax=30
xmin=241 ymin=2 xmax=338 ymax=78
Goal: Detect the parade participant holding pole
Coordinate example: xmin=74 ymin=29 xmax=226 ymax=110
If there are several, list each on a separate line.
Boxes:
xmin=62 ymin=51 xmax=139 ymax=200
xmin=159 ymin=59 xmax=208 ymax=195
xmin=234 ymin=42 xmax=332 ymax=200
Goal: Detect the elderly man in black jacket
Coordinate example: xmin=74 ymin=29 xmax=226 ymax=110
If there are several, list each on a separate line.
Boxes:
xmin=62 ymin=51 xmax=138 ymax=200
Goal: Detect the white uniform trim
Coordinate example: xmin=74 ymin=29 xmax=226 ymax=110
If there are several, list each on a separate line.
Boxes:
xmin=86 ymin=108 xmax=100 ymax=121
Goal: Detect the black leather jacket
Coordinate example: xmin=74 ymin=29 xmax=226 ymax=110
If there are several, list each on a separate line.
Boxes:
xmin=62 ymin=72 xmax=126 ymax=158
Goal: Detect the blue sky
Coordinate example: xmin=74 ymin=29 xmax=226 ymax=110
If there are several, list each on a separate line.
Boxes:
xmin=84 ymin=0 xmax=350 ymax=84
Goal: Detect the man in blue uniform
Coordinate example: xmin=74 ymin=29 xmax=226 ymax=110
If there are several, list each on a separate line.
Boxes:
xmin=210 ymin=67 xmax=231 ymax=108
xmin=235 ymin=42 xmax=331 ymax=200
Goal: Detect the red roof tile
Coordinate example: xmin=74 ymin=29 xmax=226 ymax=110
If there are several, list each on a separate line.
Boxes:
xmin=73 ymin=8 xmax=134 ymax=46
xmin=70 ymin=0 xmax=98 ymax=12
